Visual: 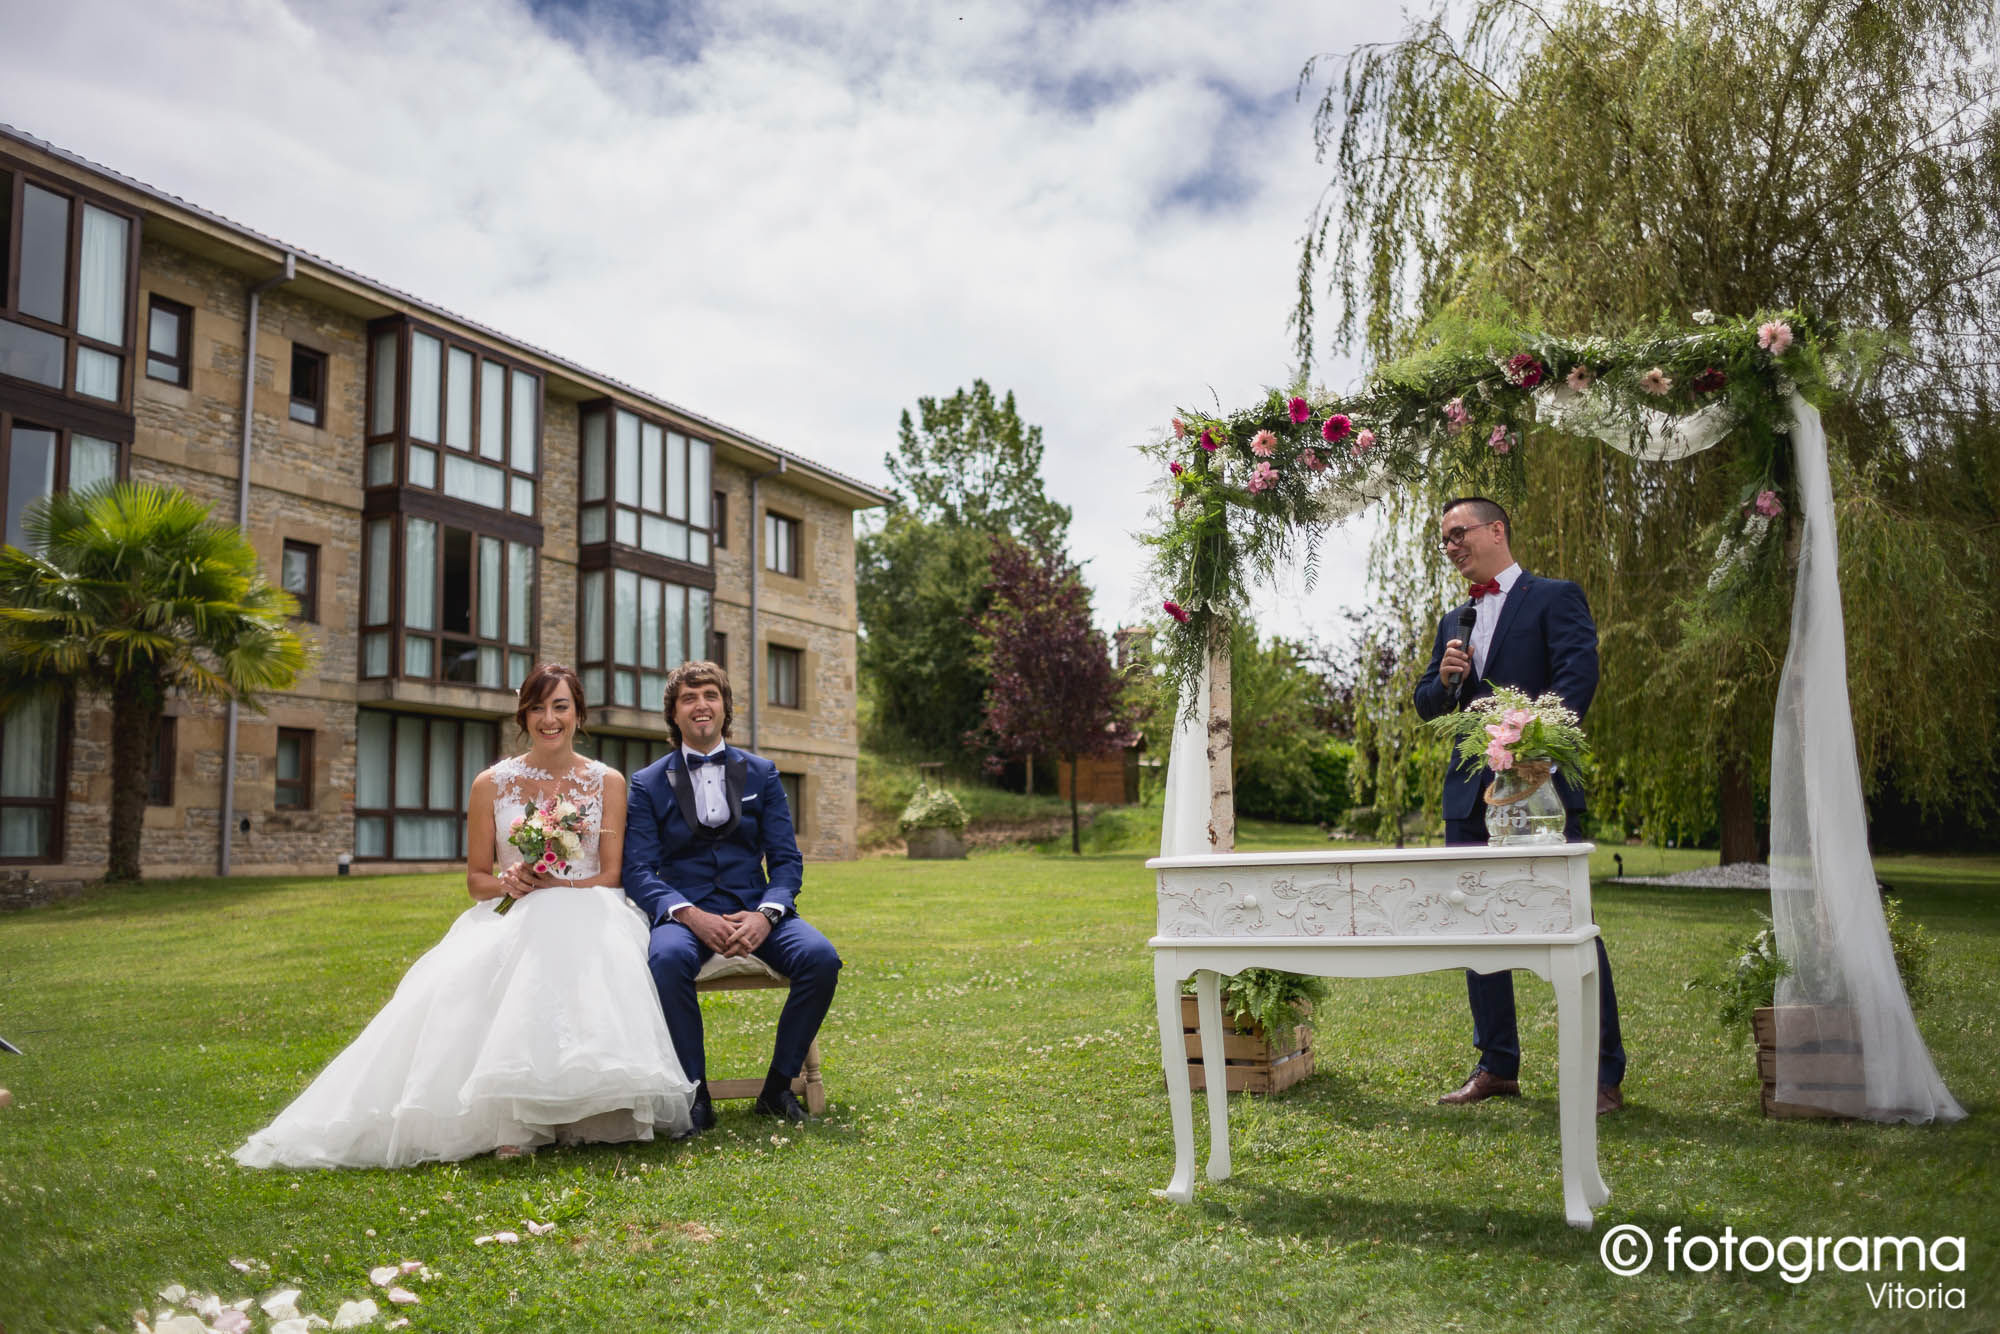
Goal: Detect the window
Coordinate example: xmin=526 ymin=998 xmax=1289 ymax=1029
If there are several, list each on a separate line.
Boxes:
xmin=353 ymin=709 xmax=494 ymax=860
xmin=0 ymin=169 xmax=138 ymax=407
xmin=764 ymin=511 xmax=800 ymax=576
xmin=577 ymin=403 xmax=713 ymax=564
xmin=289 ymin=343 xmax=326 ymax=427
xmin=576 ymin=568 xmax=710 ymax=710
xmin=0 ymin=692 xmax=63 ymax=861
xmin=363 ymin=319 xmax=541 ymax=516
xmin=1 ymin=419 xmax=121 ymax=550
xmin=712 ymin=489 xmax=728 ymax=548
xmin=767 ymin=644 xmax=802 ymax=709
xmin=147 ymin=717 xmax=176 ymax=807
xmin=778 ymin=771 xmax=803 ymax=836
xmin=275 ymin=728 xmax=313 ymax=810
xmin=582 ymin=733 xmax=673 ymax=776
xmin=361 ymin=515 xmax=535 ymax=687
xmin=281 ymin=539 xmax=318 ymax=622
xmin=711 ymin=630 xmax=728 ymax=674
xmin=145 ymin=296 xmax=191 ymax=387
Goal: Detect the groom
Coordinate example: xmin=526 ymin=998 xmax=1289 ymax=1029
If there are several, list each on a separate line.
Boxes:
xmin=1413 ymin=496 xmax=1628 ymax=1115
xmin=623 ymin=660 xmax=841 ymax=1129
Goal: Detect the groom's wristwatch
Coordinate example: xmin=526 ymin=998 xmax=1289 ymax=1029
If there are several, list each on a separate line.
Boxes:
xmin=759 ymin=906 xmax=784 ymax=927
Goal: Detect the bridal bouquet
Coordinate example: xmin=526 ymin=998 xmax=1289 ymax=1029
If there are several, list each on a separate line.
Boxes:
xmin=1427 ymin=685 xmax=1592 ymax=784
xmin=496 ymin=797 xmax=587 ymax=914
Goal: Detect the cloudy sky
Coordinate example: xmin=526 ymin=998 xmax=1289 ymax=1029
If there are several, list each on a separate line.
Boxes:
xmin=3 ymin=0 xmax=1410 ymax=642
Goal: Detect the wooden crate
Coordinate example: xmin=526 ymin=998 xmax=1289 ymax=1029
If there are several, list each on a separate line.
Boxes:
xmin=1753 ymin=1006 xmax=1865 ymax=1119
xmin=1180 ymin=994 xmax=1315 ymax=1095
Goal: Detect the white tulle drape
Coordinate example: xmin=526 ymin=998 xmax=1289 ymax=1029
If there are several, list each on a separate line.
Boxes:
xmin=1158 ymin=389 xmax=1962 ymax=1123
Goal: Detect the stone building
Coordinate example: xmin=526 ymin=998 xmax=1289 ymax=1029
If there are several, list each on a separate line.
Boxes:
xmin=0 ymin=125 xmax=887 ymax=882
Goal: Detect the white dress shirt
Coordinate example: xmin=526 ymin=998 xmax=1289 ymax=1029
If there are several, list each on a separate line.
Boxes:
xmin=668 ymin=743 xmax=788 ymax=924
xmin=1469 ymin=562 xmax=1522 ymax=679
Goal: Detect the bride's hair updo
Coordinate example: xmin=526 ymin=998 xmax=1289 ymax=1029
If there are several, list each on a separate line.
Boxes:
xmin=515 ymin=663 xmax=588 ymax=740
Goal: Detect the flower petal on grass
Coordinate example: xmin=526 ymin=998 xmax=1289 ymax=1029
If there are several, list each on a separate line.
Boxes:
xmin=260 ymin=1290 xmax=302 ymax=1320
xmin=159 ymin=1287 xmax=188 ymax=1305
xmin=270 ymin=1321 xmax=311 ymax=1334
xmin=396 ymin=1260 xmax=424 ymax=1275
xmin=526 ymin=1220 xmax=556 ymax=1236
xmin=153 ymin=1317 xmax=210 ymax=1334
xmin=387 ymin=1322 xmax=410 ymax=1331
xmin=492 ymin=1230 xmax=521 ymax=1244
xmin=387 ymin=1287 xmax=419 ymax=1305
xmin=213 ymin=1309 xmax=253 ymax=1334
xmin=369 ymin=1266 xmax=399 ymax=1287
xmin=332 ymin=1298 xmax=379 ymax=1328
xmin=228 ymin=1259 xmax=254 ymax=1273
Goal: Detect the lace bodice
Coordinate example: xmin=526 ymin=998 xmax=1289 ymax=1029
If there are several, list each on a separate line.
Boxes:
xmin=490 ymin=754 xmax=610 ymax=882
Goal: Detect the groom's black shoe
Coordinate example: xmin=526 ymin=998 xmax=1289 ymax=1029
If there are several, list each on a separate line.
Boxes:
xmin=676 ymin=1085 xmax=716 ymax=1139
xmin=752 ymin=1087 xmax=810 ymax=1123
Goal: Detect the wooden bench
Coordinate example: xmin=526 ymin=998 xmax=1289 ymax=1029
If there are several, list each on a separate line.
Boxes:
xmin=692 ymin=953 xmax=827 ymax=1114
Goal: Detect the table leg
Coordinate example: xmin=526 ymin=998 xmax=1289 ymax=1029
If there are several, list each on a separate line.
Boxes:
xmin=1152 ymin=953 xmax=1195 ymax=1202
xmin=1194 ymin=968 xmax=1232 ymax=1182
xmin=1580 ymin=945 xmax=1610 ymax=1209
xmin=1552 ymin=942 xmax=1600 ymax=1229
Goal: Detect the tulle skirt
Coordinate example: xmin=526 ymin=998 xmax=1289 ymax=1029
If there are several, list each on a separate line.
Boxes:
xmin=235 ymin=886 xmax=693 ymax=1168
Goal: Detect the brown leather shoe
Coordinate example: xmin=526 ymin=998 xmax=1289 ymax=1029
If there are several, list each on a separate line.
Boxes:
xmin=1596 ymin=1085 xmax=1625 ymax=1115
xmin=1437 ymin=1070 xmax=1521 ymax=1105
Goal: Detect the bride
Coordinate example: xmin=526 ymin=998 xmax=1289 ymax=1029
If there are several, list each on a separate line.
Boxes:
xmin=235 ymin=664 xmax=694 ymax=1168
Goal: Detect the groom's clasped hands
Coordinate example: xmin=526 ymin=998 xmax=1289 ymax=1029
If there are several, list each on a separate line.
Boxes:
xmin=678 ymin=904 xmax=773 ymax=957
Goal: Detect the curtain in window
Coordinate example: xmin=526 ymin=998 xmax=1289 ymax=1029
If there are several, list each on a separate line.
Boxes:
xmin=76 ymin=206 xmax=129 ymax=344
xmin=0 ymin=693 xmax=56 ymax=800
xmin=69 ymin=436 xmax=119 ymax=492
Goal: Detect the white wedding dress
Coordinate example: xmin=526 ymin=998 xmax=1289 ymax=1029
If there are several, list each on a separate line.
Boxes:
xmin=235 ymin=755 xmax=694 ymax=1168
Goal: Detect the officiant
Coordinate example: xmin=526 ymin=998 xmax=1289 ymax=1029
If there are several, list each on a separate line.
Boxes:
xmin=1413 ymin=496 xmax=1628 ymax=1115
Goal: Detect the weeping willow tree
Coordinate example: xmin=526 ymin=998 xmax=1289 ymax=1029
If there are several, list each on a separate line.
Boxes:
xmin=1296 ymin=0 xmax=2000 ymax=855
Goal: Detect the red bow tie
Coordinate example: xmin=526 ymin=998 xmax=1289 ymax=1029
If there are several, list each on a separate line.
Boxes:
xmin=1468 ymin=579 xmax=1502 ymax=600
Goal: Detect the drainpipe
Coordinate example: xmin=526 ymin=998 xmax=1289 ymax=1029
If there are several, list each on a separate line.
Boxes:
xmin=744 ymin=457 xmax=787 ymax=752
xmin=219 ymin=252 xmax=295 ymax=877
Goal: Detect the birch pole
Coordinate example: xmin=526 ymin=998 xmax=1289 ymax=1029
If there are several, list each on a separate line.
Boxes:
xmin=1205 ymin=619 xmax=1234 ymax=851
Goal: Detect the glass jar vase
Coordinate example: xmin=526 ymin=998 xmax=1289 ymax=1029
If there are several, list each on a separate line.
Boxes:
xmin=1484 ymin=761 xmax=1568 ymax=845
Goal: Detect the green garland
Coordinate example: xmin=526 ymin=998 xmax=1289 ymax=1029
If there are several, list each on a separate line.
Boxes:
xmin=1143 ymin=310 xmax=1834 ymax=711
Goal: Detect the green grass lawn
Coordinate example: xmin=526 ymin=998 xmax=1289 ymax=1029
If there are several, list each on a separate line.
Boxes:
xmin=1 ymin=843 xmax=1994 ymax=1332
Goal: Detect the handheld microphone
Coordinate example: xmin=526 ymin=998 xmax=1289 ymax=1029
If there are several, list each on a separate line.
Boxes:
xmin=1448 ymin=606 xmax=1477 ymax=705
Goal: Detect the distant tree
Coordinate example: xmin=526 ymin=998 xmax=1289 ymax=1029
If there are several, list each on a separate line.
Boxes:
xmin=0 ymin=483 xmax=310 ymax=881
xmin=859 ymin=381 xmax=1072 ymax=756
xmin=1230 ymin=623 xmax=1343 ymax=826
xmin=969 ymin=540 xmax=1135 ymax=853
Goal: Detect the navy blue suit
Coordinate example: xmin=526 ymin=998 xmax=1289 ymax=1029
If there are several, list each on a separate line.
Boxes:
xmin=623 ymin=746 xmax=839 ymax=1084
xmin=1414 ymin=571 xmax=1626 ymax=1088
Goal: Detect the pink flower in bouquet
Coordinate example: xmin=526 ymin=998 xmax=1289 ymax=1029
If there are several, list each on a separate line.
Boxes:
xmin=1753 ymin=489 xmax=1782 ymax=517
xmin=1246 ymin=460 xmax=1280 ymax=493
xmin=1163 ymin=599 xmax=1191 ymax=624
xmin=1639 ymin=367 xmax=1673 ymax=395
xmin=1288 ymin=395 xmax=1310 ymax=424
xmin=1487 ymin=425 xmax=1512 ymax=454
xmin=1565 ymin=363 xmax=1596 ymax=393
xmin=1485 ymin=739 xmax=1516 ymax=771
xmin=1349 ymin=428 xmax=1376 ymax=458
xmin=509 ymin=815 xmax=525 ymax=834
xmin=1172 ymin=416 xmax=1186 ymax=439
xmin=1199 ymin=428 xmax=1218 ymax=452
xmin=1504 ymin=353 xmax=1545 ymax=387
xmin=1486 ymin=720 xmax=1523 ymax=747
xmin=1250 ymin=429 xmax=1277 ymax=457
xmin=1169 ymin=461 xmax=1184 ymax=477
xmin=1444 ymin=397 xmax=1468 ymax=433
xmin=1321 ymin=413 xmax=1352 ymax=443
xmin=1757 ymin=321 xmax=1794 ymax=355
xmin=1300 ymin=449 xmax=1326 ymax=472
xmin=1504 ymin=708 xmax=1533 ymax=731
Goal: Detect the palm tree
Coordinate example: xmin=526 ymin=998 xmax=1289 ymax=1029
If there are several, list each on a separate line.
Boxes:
xmin=0 ymin=482 xmax=310 ymax=881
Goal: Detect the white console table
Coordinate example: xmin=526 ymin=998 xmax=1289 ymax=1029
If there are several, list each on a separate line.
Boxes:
xmin=1149 ymin=843 xmax=1610 ymax=1229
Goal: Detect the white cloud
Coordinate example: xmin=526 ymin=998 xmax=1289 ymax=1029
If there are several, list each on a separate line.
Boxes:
xmin=2 ymin=0 xmax=1407 ymax=643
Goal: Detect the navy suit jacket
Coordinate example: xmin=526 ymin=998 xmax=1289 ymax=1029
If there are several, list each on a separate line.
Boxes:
xmin=621 ymin=746 xmax=804 ymax=927
xmin=1412 ymin=571 xmax=1599 ymax=821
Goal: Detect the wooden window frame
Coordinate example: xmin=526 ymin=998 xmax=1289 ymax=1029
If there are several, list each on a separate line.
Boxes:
xmin=274 ymin=727 xmax=313 ymax=811
xmin=574 ymin=560 xmax=714 ymax=711
xmin=712 ymin=489 xmax=728 ymax=548
xmin=766 ymin=642 xmax=803 ymax=709
xmin=281 ymin=538 xmax=319 ymax=623
xmin=144 ymin=295 xmax=191 ymax=388
xmin=575 ymin=400 xmax=715 ymax=568
xmin=778 ymin=771 xmax=804 ymax=839
xmin=0 ymin=156 xmax=143 ymax=414
xmin=147 ymin=716 xmax=176 ymax=807
xmin=763 ymin=510 xmax=802 ymax=577
xmin=351 ymin=709 xmax=496 ymax=862
xmin=289 ymin=342 xmax=327 ymax=428
xmin=0 ymin=695 xmax=71 ymax=864
xmin=1 ymin=413 xmax=131 ymax=551
xmin=360 ymin=506 xmax=537 ymax=689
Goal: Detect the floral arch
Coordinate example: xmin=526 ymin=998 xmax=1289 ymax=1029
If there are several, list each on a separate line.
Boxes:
xmin=1145 ymin=312 xmax=1960 ymax=1124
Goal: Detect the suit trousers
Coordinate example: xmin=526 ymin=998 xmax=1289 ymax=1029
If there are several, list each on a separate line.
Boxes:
xmin=1446 ymin=813 xmax=1627 ymax=1088
xmin=646 ymin=913 xmax=841 ymax=1084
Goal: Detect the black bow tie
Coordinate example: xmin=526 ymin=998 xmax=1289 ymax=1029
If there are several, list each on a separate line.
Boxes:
xmin=685 ymin=751 xmax=726 ymax=769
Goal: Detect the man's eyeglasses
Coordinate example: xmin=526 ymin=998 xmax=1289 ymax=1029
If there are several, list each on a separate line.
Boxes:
xmin=1438 ymin=522 xmax=1494 ymax=550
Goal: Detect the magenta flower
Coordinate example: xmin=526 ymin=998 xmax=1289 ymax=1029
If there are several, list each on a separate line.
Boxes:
xmin=1565 ymin=364 xmax=1596 ymax=393
xmin=1169 ymin=461 xmax=1184 ymax=477
xmin=1246 ymin=460 xmax=1280 ymax=494
xmin=1163 ymin=599 xmax=1191 ymax=624
xmin=1487 ymin=425 xmax=1512 ymax=454
xmin=1287 ymin=396 xmax=1310 ymax=424
xmin=1757 ymin=321 xmax=1794 ymax=356
xmin=1754 ymin=489 xmax=1783 ymax=517
xmin=1444 ymin=397 xmax=1468 ymax=433
xmin=1691 ymin=366 xmax=1727 ymax=394
xmin=1504 ymin=353 xmax=1545 ymax=388
xmin=1321 ymin=414 xmax=1352 ymax=443
xmin=1172 ymin=417 xmax=1186 ymax=440
xmin=1639 ymin=367 xmax=1673 ymax=395
xmin=1250 ymin=429 xmax=1277 ymax=457
xmin=1485 ymin=740 xmax=1516 ymax=771
xmin=1199 ymin=428 xmax=1218 ymax=452
xmin=1300 ymin=449 xmax=1325 ymax=472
